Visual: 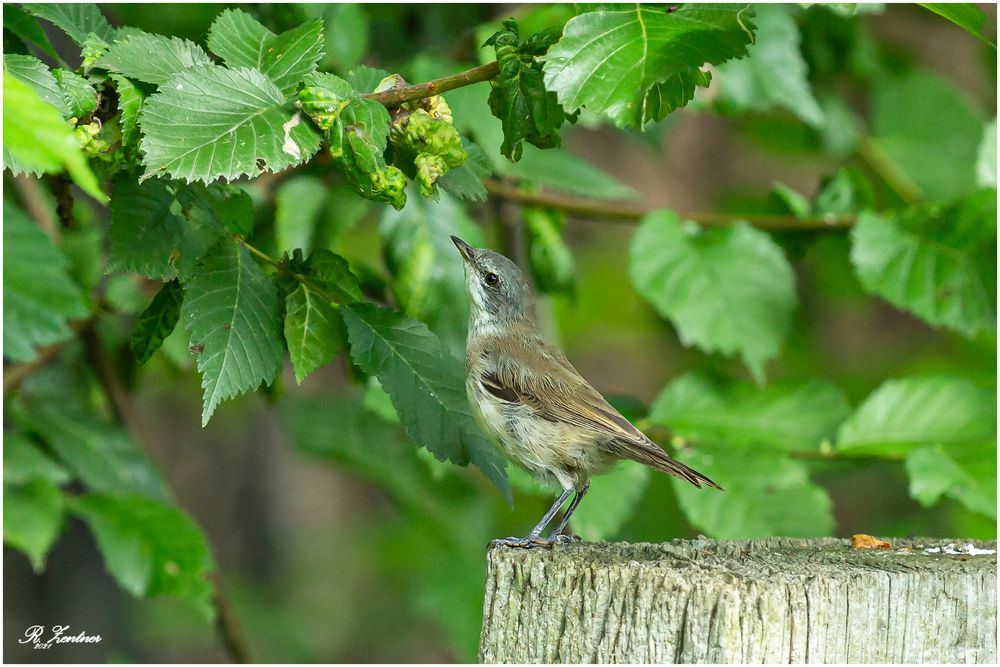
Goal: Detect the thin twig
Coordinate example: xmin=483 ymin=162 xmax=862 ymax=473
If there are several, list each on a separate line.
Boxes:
xmin=482 ymin=178 xmax=858 ymax=230
xmin=857 ymin=137 xmax=924 ymax=205
xmin=365 ymin=61 xmax=499 ymax=107
xmin=13 ymin=176 xmax=59 ymax=240
xmin=80 ymin=326 xmax=255 ymax=663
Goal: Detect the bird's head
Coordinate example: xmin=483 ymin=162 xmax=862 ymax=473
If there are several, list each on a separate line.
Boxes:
xmin=451 ymin=235 xmax=535 ymax=335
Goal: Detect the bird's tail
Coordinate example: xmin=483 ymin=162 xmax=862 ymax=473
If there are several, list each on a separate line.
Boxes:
xmin=610 ymin=438 xmax=723 ymax=490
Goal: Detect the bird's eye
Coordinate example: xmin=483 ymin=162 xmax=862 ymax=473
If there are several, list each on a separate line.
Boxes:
xmin=484 ymin=272 xmax=499 ymax=286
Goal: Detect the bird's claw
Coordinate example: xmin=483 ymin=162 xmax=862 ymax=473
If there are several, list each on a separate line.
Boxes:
xmin=490 ymin=533 xmax=580 ymax=549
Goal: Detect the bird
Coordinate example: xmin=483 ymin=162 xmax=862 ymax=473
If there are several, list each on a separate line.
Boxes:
xmin=451 ymin=235 xmax=722 ymax=548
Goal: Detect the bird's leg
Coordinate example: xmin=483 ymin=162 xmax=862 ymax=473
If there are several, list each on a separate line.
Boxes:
xmin=491 ymin=488 xmax=573 ymax=548
xmin=549 ymin=481 xmax=591 ymax=541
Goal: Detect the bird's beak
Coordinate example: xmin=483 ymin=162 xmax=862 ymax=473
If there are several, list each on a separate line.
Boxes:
xmin=450 ymin=235 xmax=475 ymax=262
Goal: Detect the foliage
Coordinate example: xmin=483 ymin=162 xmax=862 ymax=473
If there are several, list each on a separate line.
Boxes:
xmin=2 ymin=2 xmax=995 ymax=662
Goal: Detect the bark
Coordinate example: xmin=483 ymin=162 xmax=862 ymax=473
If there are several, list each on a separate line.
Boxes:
xmin=479 ymin=538 xmax=997 ymax=664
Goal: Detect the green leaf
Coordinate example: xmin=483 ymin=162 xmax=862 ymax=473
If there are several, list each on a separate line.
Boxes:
xmin=280 ymin=393 xmax=434 ymax=510
xmin=871 ymin=71 xmax=984 ymax=201
xmin=672 ymin=444 xmax=834 ymax=538
xmin=316 ymin=3 xmax=368 ymax=69
xmin=438 ymin=139 xmax=491 ymax=202
xmin=524 ymin=206 xmax=575 ymax=294
xmin=131 ymin=280 xmax=184 ymax=365
xmin=542 ymin=4 xmax=757 ymax=128
xmin=496 ymin=144 xmax=638 ymax=200
xmin=184 ymin=183 xmax=256 ymax=237
xmin=629 ymin=211 xmax=797 ymax=381
xmin=3 ymin=202 xmax=89 ymax=362
xmin=138 ymin=65 xmax=321 ymax=182
xmin=4 ymin=5 xmax=61 ymax=61
xmin=379 ymin=192 xmax=483 ymax=353
xmin=486 ymin=19 xmax=567 ymax=161
xmin=341 ymin=302 xmax=511 ymax=502
xmin=4 ymin=479 xmax=65 ymax=571
xmin=54 ymin=68 xmax=97 ymax=118
xmin=71 ymin=494 xmax=215 ymax=620
xmin=4 ymin=433 xmax=71 ymax=486
xmin=112 ymin=75 xmax=144 ymax=148
xmin=3 ymin=67 xmax=105 ymax=200
xmin=919 ymin=3 xmax=996 ymax=47
xmin=185 ymin=239 xmax=285 ymax=425
xmin=94 ymin=32 xmax=213 ymax=85
xmin=836 ymin=376 xmax=996 ymax=457
xmin=572 ymin=461 xmax=649 ymax=541
xmin=641 ymin=68 xmax=713 ymax=125
xmin=4 ymin=54 xmax=67 ymax=114
xmin=108 ymin=177 xmax=226 ymax=281
xmin=24 ymin=3 xmax=115 ymax=45
xmin=811 ymin=167 xmax=875 ymax=215
xmin=715 ymin=5 xmax=824 ymax=126
xmin=27 ymin=406 xmax=171 ymax=500
xmin=906 ymin=442 xmax=996 ymax=519
xmin=298 ymin=249 xmax=364 ymax=304
xmin=649 ymin=372 xmax=850 ymax=451
xmin=977 ymin=119 xmax=996 ymax=188
xmin=275 ymin=175 xmax=327 ymax=254
xmin=284 ymin=283 xmax=345 ymax=384
xmin=207 ymin=8 xmax=324 ymax=94
xmin=850 ymin=196 xmax=996 ymax=337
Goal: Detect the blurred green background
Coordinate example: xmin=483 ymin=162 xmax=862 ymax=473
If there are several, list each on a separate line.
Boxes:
xmin=4 ymin=3 xmax=996 ymax=662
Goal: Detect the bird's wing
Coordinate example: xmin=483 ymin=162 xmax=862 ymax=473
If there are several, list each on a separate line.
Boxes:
xmin=484 ymin=336 xmax=646 ymax=443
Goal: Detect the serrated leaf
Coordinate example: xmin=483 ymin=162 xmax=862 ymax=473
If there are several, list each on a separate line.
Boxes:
xmin=4 ymin=53 xmax=67 ymax=114
xmin=138 ymin=65 xmax=321 ymax=182
xmin=275 ymin=175 xmax=327 ymax=254
xmin=24 ymin=3 xmax=115 ymax=45
xmin=850 ymin=196 xmax=996 ymax=337
xmin=4 ymin=479 xmax=65 ymax=572
xmin=542 ymin=4 xmax=756 ymax=128
xmin=906 ymin=442 xmax=996 ymax=519
xmin=341 ymin=302 xmax=511 ymax=502
xmin=284 ymin=283 xmax=344 ymax=384
xmin=871 ymin=71 xmax=984 ymax=200
xmin=26 ymin=406 xmax=172 ymax=501
xmin=836 ymin=376 xmax=996 ymax=457
xmin=54 ymin=68 xmax=97 ymax=117
xmin=108 ymin=177 xmax=226 ymax=281
xmin=95 ymin=32 xmax=213 ymax=85
xmin=4 ymin=5 xmax=61 ymax=61
xmin=3 ymin=202 xmax=89 ymax=362
xmin=300 ymin=249 xmax=364 ymax=304
xmin=642 ymin=68 xmax=713 ymax=125
xmin=4 ymin=433 xmax=71 ymax=486
xmin=715 ymin=5 xmax=824 ymax=127
xmin=71 ymin=494 xmax=215 ymax=620
xmin=629 ymin=211 xmax=797 ymax=381
xmin=572 ymin=461 xmax=649 ymax=541
xmin=649 ymin=372 xmax=850 ymax=451
xmin=182 ymin=182 xmax=255 ymax=237
xmin=131 ymin=281 xmax=183 ymax=365
xmin=185 ymin=240 xmax=285 ymax=425
xmin=486 ymin=19 xmax=566 ymax=161
xmin=346 ymin=65 xmax=391 ymax=93
xmin=3 ymin=68 xmax=105 ymax=200
xmin=207 ymin=8 xmax=324 ymax=94
xmin=977 ymin=120 xmax=996 ymax=188
xmin=112 ymin=75 xmax=144 ymax=148
xmin=672 ymin=444 xmax=834 ymax=538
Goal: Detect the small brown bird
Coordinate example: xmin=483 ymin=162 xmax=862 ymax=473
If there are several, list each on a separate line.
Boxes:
xmin=452 ymin=236 xmax=721 ymax=547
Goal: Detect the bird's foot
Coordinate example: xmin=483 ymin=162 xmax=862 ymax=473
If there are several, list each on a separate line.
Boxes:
xmin=490 ymin=535 xmax=550 ymax=549
xmin=490 ymin=533 xmax=581 ymax=549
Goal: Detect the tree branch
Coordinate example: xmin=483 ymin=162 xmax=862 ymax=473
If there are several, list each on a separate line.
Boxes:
xmin=365 ymin=61 xmax=499 ymax=107
xmin=482 ymin=178 xmax=858 ymax=231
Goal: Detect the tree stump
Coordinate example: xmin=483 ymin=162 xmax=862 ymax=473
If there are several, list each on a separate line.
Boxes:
xmin=479 ymin=538 xmax=997 ymax=663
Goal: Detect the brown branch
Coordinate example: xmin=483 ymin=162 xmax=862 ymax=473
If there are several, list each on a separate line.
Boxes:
xmin=365 ymin=61 xmax=499 ymax=107
xmin=13 ymin=175 xmax=59 ymax=240
xmin=482 ymin=178 xmax=858 ymax=231
xmin=79 ymin=326 xmax=254 ymax=663
xmin=3 ymin=319 xmax=93 ymax=393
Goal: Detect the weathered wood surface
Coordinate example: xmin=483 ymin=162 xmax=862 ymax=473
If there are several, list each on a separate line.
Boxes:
xmin=479 ymin=538 xmax=997 ymax=664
